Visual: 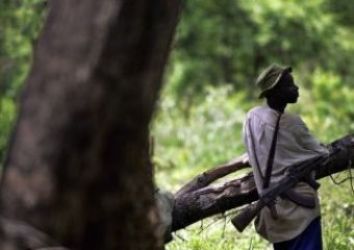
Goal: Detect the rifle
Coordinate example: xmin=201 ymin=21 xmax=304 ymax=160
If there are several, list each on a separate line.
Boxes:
xmin=231 ymin=148 xmax=340 ymax=232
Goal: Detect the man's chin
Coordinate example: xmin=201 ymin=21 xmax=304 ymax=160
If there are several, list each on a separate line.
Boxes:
xmin=289 ymin=97 xmax=299 ymax=104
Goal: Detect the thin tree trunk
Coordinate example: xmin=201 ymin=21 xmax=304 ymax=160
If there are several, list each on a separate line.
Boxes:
xmin=0 ymin=1 xmax=180 ymax=249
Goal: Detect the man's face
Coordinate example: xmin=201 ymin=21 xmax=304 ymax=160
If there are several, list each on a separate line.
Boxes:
xmin=269 ymin=72 xmax=299 ymax=103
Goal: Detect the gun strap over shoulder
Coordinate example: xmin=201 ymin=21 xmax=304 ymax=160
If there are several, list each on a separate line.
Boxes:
xmin=263 ymin=112 xmax=282 ymax=189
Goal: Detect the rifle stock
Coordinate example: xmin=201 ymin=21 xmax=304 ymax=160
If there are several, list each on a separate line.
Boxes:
xmin=231 ymin=201 xmax=261 ymax=232
xmin=231 ymin=199 xmax=268 ymax=232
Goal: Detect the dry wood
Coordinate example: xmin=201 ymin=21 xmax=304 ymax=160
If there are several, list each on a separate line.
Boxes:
xmin=175 ymin=153 xmax=249 ymax=197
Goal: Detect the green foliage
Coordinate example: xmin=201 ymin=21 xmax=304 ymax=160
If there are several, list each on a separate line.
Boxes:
xmin=169 ymin=0 xmax=257 ymax=97
xmin=1 ymin=0 xmax=354 ymax=249
xmin=0 ymin=98 xmax=15 ymax=164
xmin=297 ymin=68 xmax=354 ymax=141
xmin=321 ymin=179 xmax=354 ymax=250
xmin=167 ymin=222 xmax=268 ymax=250
xmin=153 ymin=85 xmax=253 ymax=189
xmin=170 ymin=0 xmax=354 ymax=101
xmin=325 ymin=0 xmax=354 ymax=27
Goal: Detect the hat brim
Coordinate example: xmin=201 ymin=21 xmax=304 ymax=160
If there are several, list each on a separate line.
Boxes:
xmin=258 ymin=66 xmax=292 ymax=98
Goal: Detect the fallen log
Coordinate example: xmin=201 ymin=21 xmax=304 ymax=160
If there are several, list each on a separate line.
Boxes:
xmin=171 ymin=135 xmax=354 ymax=232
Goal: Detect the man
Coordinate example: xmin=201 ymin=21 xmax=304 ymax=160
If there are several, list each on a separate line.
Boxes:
xmin=243 ymin=64 xmax=329 ymax=249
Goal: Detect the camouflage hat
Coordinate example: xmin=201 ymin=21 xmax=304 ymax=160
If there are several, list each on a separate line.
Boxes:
xmin=256 ymin=64 xmax=292 ymax=98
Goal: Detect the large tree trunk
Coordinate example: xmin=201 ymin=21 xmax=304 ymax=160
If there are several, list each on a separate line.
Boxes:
xmin=0 ymin=1 xmax=180 ymax=249
xmin=172 ymin=136 xmax=354 ymax=231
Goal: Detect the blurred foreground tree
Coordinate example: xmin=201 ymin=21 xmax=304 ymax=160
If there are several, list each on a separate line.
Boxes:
xmin=0 ymin=0 xmax=180 ymax=249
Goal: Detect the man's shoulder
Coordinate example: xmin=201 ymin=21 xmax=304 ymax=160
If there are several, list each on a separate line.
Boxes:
xmin=246 ymin=106 xmax=267 ymax=117
xmin=246 ymin=106 xmax=306 ymax=128
xmin=246 ymin=106 xmax=276 ymax=125
xmin=282 ymin=112 xmax=306 ymax=127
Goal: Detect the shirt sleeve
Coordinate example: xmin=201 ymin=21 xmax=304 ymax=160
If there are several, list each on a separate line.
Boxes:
xmin=243 ymin=111 xmax=268 ymax=188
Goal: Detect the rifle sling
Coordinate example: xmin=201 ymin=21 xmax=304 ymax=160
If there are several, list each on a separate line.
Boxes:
xmin=263 ymin=112 xmax=282 ymax=189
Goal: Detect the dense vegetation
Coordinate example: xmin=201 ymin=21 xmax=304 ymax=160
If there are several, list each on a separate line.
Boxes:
xmin=1 ymin=0 xmax=353 ymax=249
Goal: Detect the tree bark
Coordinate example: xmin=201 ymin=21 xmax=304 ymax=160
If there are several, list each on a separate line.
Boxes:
xmin=0 ymin=0 xmax=180 ymax=249
xmin=172 ymin=136 xmax=354 ymax=231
